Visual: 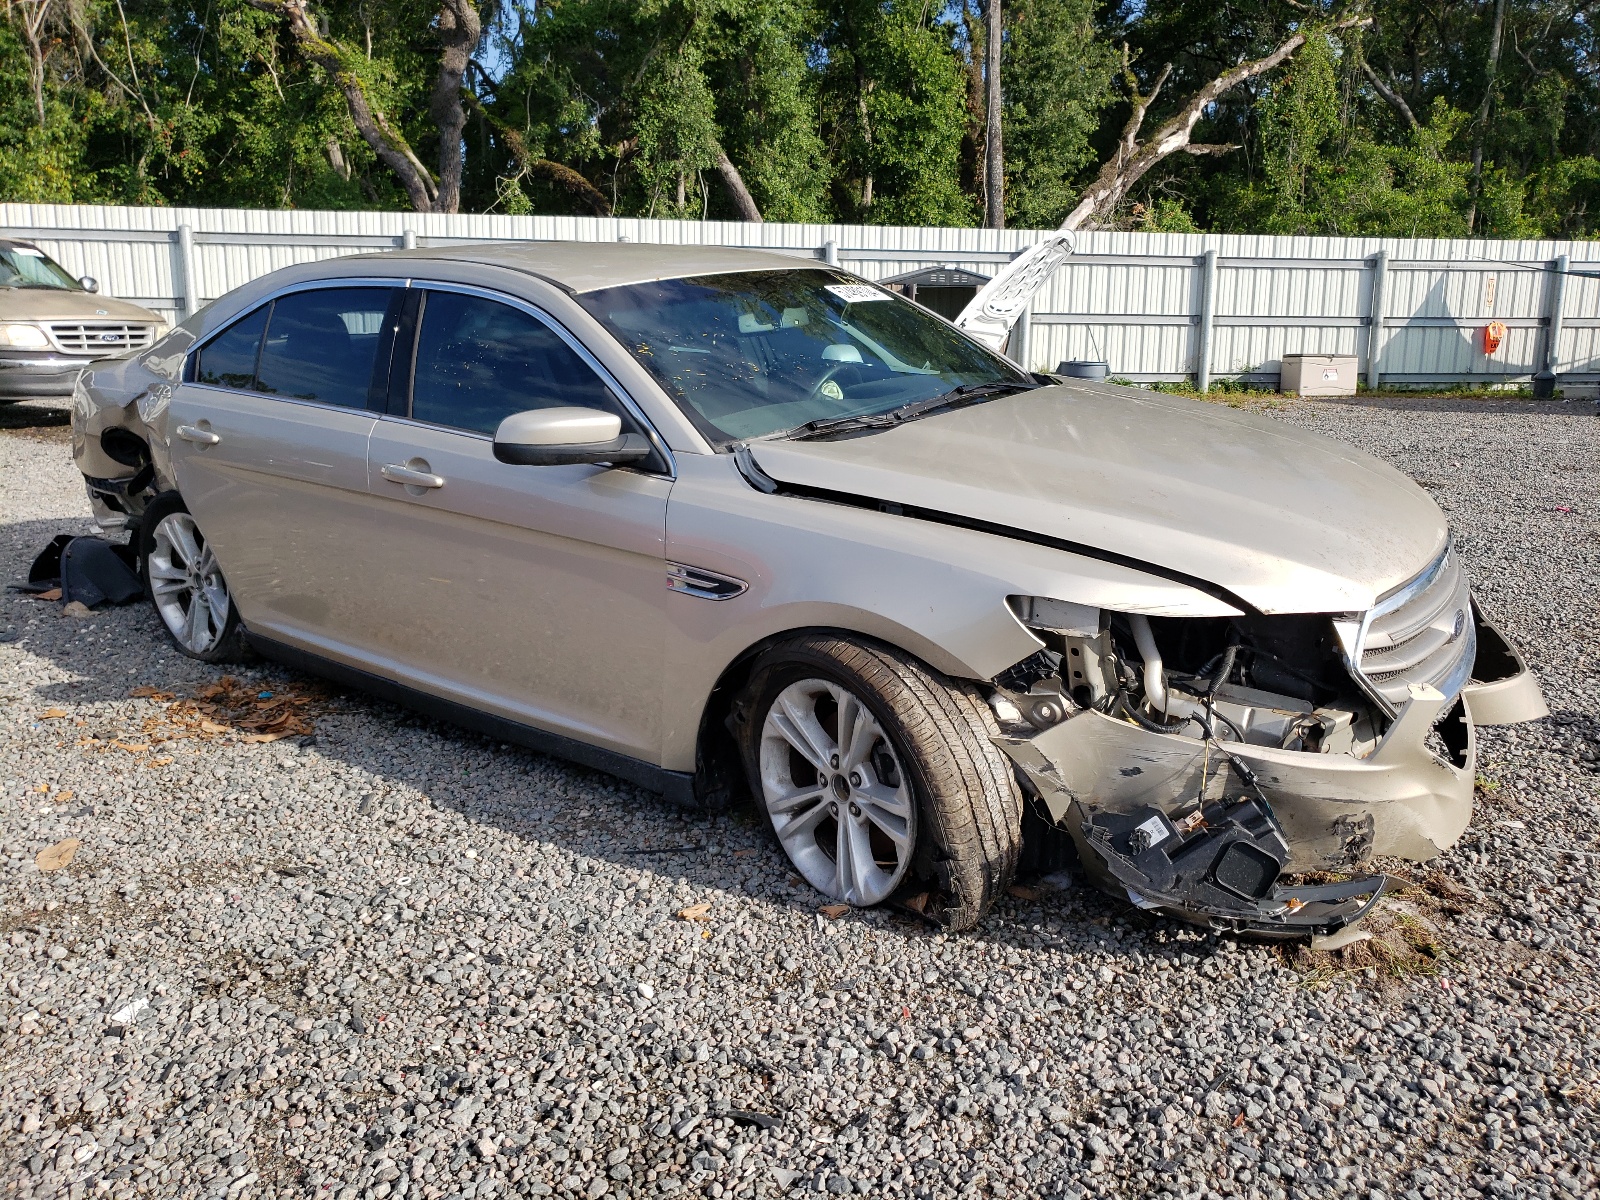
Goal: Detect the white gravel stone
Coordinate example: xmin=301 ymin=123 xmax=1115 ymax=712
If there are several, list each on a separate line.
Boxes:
xmin=1 ymin=394 xmax=1598 ymax=1200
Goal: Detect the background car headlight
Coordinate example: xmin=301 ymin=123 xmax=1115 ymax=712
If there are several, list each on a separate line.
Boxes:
xmin=0 ymin=323 xmax=51 ymax=349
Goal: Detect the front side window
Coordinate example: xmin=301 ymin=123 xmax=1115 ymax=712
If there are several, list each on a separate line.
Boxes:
xmin=0 ymin=243 xmax=80 ymax=291
xmin=195 ymin=305 xmax=268 ymax=389
xmin=255 ymin=287 xmax=397 ymax=408
xmin=576 ymin=268 xmax=1030 ymax=444
xmin=409 ymin=290 xmax=624 ymax=436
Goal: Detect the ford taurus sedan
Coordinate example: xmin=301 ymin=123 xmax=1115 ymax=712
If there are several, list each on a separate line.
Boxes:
xmin=69 ymin=243 xmax=1547 ymax=937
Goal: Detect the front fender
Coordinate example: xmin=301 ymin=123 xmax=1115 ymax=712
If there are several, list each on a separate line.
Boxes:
xmin=658 ymin=453 xmax=1239 ymax=772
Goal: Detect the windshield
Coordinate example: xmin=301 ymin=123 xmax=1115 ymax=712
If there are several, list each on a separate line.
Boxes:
xmin=0 ymin=244 xmax=80 ymax=291
xmin=577 ymin=268 xmax=1030 ymax=444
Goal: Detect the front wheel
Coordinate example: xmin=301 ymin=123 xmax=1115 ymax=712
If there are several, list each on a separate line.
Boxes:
xmin=139 ymin=494 xmax=249 ymax=662
xmin=738 ymin=634 xmax=1023 ymax=931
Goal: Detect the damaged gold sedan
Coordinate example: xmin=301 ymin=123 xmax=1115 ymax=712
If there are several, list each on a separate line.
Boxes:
xmin=68 ymin=243 xmax=1545 ymax=938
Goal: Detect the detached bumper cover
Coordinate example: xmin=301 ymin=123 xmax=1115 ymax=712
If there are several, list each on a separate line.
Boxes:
xmin=1079 ymin=796 xmax=1388 ymax=938
xmin=995 ymin=602 xmax=1544 ymax=936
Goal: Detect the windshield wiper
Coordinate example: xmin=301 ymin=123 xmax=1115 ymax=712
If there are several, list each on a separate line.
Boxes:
xmin=783 ymin=379 xmax=1037 ymax=442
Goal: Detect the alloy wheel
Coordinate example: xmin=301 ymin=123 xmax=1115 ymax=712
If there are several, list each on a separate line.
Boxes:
xmin=758 ymin=678 xmax=916 ymax=906
xmin=147 ymin=512 xmax=231 ymax=655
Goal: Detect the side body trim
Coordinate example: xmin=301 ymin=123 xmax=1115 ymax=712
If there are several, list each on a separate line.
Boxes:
xmin=247 ymin=634 xmax=697 ymax=806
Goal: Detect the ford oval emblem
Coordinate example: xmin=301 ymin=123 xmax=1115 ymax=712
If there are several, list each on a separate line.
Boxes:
xmin=99 ymin=332 xmax=119 ymax=342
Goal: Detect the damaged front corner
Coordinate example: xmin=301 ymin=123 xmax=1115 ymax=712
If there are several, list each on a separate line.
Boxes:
xmin=992 ymin=681 xmax=1478 ymax=935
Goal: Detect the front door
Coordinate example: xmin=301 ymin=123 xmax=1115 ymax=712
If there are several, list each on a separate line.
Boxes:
xmin=361 ymin=286 xmax=672 ymax=763
xmin=166 ymin=285 xmax=401 ymax=658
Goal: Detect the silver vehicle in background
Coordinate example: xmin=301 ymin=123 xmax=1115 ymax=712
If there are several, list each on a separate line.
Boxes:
xmin=69 ymin=243 xmax=1547 ymax=937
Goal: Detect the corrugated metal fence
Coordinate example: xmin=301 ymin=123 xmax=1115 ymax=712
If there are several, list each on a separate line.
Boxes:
xmin=6 ymin=202 xmax=1600 ymax=390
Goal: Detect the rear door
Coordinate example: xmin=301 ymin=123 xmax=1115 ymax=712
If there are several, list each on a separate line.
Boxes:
xmin=167 ymin=284 xmax=402 ymax=658
xmin=360 ymin=284 xmax=673 ymax=762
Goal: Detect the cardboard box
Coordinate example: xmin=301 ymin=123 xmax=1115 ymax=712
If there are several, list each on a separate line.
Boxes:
xmin=1281 ymin=354 xmax=1358 ymax=397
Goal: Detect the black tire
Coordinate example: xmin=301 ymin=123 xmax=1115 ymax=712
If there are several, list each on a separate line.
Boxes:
xmin=138 ymin=492 xmax=251 ymax=663
xmin=737 ymin=633 xmax=1023 ymax=931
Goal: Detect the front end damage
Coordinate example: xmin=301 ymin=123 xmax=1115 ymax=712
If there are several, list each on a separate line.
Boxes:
xmin=989 ymin=550 xmax=1547 ymax=942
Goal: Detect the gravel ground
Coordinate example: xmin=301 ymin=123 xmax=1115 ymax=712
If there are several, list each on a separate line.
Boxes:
xmin=1 ymin=394 xmax=1597 ymax=1200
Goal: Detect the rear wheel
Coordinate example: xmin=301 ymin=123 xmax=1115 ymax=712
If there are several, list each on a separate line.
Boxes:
xmin=738 ymin=634 xmax=1023 ymax=930
xmin=139 ymin=494 xmax=249 ymax=662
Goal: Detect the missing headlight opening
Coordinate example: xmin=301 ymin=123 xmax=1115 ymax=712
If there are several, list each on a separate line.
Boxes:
xmin=990 ymin=582 xmax=1526 ymax=941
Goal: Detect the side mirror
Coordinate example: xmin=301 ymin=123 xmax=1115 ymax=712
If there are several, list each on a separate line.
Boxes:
xmin=79 ymin=276 xmax=99 ymax=294
xmin=492 ymin=406 xmax=652 ymax=467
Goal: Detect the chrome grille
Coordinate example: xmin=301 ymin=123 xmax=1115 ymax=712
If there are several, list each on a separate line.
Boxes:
xmin=1351 ymin=547 xmax=1475 ymax=713
xmin=46 ymin=322 xmax=156 ymax=356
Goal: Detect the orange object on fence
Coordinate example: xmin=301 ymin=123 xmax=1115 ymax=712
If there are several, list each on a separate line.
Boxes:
xmin=1483 ymin=321 xmax=1507 ymax=354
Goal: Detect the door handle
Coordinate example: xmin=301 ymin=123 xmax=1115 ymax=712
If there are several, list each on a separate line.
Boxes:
xmin=380 ymin=463 xmax=446 ymax=489
xmin=175 ymin=425 xmax=220 ymax=446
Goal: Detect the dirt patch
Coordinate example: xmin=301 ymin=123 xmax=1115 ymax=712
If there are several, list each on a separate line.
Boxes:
xmin=0 ymin=401 xmax=71 ymax=442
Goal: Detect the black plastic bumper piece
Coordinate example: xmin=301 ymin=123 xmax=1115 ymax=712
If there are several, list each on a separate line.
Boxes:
xmin=1076 ymin=797 xmax=1388 ymax=938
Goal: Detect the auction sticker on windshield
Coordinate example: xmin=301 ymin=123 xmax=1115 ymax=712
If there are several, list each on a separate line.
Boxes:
xmin=825 ymin=284 xmax=890 ymax=303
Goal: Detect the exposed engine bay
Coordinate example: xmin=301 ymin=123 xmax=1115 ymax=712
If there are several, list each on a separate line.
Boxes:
xmin=985 ymin=586 xmax=1545 ymax=944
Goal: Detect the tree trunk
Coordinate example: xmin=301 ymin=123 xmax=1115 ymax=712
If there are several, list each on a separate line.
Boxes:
xmin=984 ymin=0 xmax=1004 ymax=229
xmin=1466 ymin=0 xmax=1508 ymax=233
xmin=715 ymin=151 xmax=763 ymax=222
xmin=325 ymin=138 xmax=351 ymax=181
xmin=1360 ymin=61 xmax=1418 ymax=131
xmin=484 ymin=111 xmax=613 ymax=215
xmin=1058 ymin=18 xmax=1370 ymax=232
xmin=955 ymin=15 xmax=1372 ymax=350
xmin=429 ymin=0 xmax=480 ymax=214
xmin=246 ymin=0 xmax=437 ymax=212
xmin=16 ymin=0 xmax=51 ymax=128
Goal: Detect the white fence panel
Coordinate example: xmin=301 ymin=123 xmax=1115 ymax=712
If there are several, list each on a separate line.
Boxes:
xmin=8 ymin=202 xmax=1600 ymax=389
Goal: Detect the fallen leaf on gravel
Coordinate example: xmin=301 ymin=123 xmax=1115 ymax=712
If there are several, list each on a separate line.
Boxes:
xmin=128 ymin=686 xmax=174 ymax=700
xmin=145 ymin=757 xmax=173 ymax=768
xmin=112 ymin=741 xmax=151 ymax=753
xmin=902 ymin=892 xmax=929 ymax=914
xmin=239 ymin=732 xmax=291 ymax=744
xmin=819 ymin=903 xmax=850 ymax=918
xmin=1232 ymin=1113 xmax=1246 ymax=1128
xmin=62 ymin=601 xmax=93 ymax=618
xmin=39 ymin=707 xmax=68 ymax=719
xmin=199 ymin=719 xmax=232 ymax=734
xmin=31 ymin=588 xmax=61 ymax=601
xmin=733 ymin=848 xmax=757 ymax=858
xmin=54 ymin=790 xmax=73 ymax=802
xmin=37 ymin=838 xmax=81 ymax=872
xmin=677 ymin=903 xmax=712 ymax=921
xmin=1007 ymin=885 xmax=1040 ymax=901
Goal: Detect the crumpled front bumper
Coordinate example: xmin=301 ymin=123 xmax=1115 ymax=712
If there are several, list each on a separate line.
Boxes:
xmin=994 ymin=605 xmax=1546 ymax=937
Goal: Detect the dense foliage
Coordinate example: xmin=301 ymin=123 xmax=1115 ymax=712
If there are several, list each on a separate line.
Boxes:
xmin=3 ymin=0 xmax=1595 ymax=236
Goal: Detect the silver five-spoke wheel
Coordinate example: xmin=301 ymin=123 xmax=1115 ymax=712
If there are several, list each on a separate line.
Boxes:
xmin=147 ymin=511 xmax=231 ymax=655
xmin=758 ymin=678 xmax=916 ymax=906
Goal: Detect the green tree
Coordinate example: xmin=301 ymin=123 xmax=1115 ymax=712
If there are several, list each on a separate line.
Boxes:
xmin=1001 ymin=0 xmax=1116 ymax=228
xmin=819 ymin=0 xmax=975 ymax=225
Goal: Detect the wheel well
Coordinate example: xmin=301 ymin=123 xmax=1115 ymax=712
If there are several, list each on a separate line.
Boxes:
xmin=693 ymin=626 xmax=1078 ymax=878
xmin=690 ymin=625 xmax=978 ymax=809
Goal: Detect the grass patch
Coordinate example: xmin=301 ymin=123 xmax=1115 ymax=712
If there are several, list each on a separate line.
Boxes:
xmin=1277 ymin=866 xmax=1481 ymax=989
